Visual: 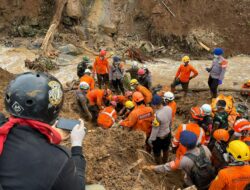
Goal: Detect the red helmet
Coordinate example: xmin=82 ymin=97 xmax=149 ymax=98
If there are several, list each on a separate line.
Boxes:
xmin=125 ymin=91 xmax=133 ymax=98
xmin=137 ymin=69 xmax=145 ymax=76
xmin=112 ymin=95 xmax=118 ymax=102
xmin=110 ymin=101 xmax=117 ymax=107
xmin=234 ymin=119 xmax=250 ymax=133
xmin=190 ymin=107 xmax=204 ymax=121
xmin=132 ymin=92 xmax=144 ymax=103
xmin=100 ymin=50 xmax=107 ymax=56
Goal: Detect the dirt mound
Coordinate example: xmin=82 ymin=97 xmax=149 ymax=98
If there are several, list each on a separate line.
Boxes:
xmin=0 ymin=68 xmax=13 ymax=113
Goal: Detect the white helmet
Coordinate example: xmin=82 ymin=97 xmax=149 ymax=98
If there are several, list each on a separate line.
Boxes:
xmin=84 ymin=69 xmax=92 ymax=74
xmin=201 ymin=104 xmax=212 ymax=115
xmin=142 ymin=64 xmax=147 ymax=69
xmin=132 ymin=61 xmax=139 ymax=68
xmin=163 ymin=92 xmax=175 ymax=101
xmin=79 ymin=82 xmax=90 ymax=90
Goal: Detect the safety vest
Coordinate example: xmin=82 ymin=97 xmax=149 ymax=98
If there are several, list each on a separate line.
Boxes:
xmin=182 ymin=124 xmax=204 ymax=145
xmin=97 ymin=107 xmax=117 ymax=129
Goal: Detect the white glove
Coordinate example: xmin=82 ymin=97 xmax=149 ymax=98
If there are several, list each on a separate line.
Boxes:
xmin=70 ymin=119 xmax=86 ymax=147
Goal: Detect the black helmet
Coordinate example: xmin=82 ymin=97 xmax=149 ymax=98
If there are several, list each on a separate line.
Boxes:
xmin=4 ymin=72 xmax=64 ymax=124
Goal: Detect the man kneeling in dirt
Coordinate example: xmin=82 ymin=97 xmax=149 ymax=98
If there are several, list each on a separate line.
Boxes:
xmin=0 ymin=72 xmax=86 ymax=190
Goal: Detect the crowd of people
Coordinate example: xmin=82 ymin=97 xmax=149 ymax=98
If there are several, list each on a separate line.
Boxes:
xmin=0 ymin=47 xmax=250 ymax=190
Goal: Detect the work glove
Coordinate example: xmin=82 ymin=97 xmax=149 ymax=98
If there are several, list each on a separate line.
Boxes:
xmin=206 ymin=68 xmax=211 ymax=73
xmin=70 ymin=119 xmax=86 ymax=147
xmin=218 ymin=80 xmax=223 ymax=85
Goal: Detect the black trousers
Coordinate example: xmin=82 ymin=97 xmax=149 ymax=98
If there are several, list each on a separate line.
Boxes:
xmin=112 ymin=79 xmax=125 ymax=94
xmin=208 ymin=76 xmax=219 ymax=98
xmin=152 ymin=133 xmax=171 ymax=156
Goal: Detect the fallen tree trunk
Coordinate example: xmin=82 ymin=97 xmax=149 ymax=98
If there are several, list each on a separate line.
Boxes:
xmin=41 ymin=0 xmax=68 ymax=56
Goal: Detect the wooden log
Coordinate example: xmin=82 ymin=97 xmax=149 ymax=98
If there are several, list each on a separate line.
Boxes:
xmin=41 ymin=0 xmax=68 ymax=56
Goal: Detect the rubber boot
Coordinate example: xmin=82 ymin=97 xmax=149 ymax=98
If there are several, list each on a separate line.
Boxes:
xmin=162 ymin=151 xmax=169 ymax=163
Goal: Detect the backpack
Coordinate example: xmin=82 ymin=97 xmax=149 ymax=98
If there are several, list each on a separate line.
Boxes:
xmin=185 ymin=146 xmax=216 ymax=190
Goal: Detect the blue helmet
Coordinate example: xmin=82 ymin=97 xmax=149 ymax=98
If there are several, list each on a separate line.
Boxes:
xmin=113 ymin=56 xmax=121 ymax=63
xmin=180 ymin=130 xmax=197 ymax=149
xmin=213 ymin=48 xmax=224 ymax=56
xmin=151 ymin=94 xmax=162 ymax=106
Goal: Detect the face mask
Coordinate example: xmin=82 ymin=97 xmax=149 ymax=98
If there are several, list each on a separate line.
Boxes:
xmin=130 ymin=86 xmax=135 ymax=90
xmin=214 ymin=55 xmax=219 ymax=59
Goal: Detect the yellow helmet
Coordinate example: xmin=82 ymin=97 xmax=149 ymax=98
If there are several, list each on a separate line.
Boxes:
xmin=246 ymin=80 xmax=250 ymax=86
xmin=125 ymin=101 xmax=135 ymax=109
xmin=226 ymin=140 xmax=250 ymax=161
xmin=130 ymin=79 xmax=139 ymax=86
xmin=182 ymin=56 xmax=190 ymax=63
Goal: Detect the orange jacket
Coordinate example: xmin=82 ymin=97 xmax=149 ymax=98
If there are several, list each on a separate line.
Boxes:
xmin=175 ymin=64 xmax=198 ymax=83
xmin=97 ymin=106 xmax=117 ymax=129
xmin=136 ymin=85 xmax=152 ymax=104
xmin=86 ymin=89 xmax=105 ymax=107
xmin=80 ymin=74 xmax=95 ymax=90
xmin=93 ymin=56 xmax=109 ymax=75
xmin=172 ymin=123 xmax=205 ymax=159
xmin=168 ymin=101 xmax=177 ymax=120
xmin=116 ymin=95 xmax=127 ymax=104
xmin=209 ymin=165 xmax=250 ymax=190
xmin=120 ymin=104 xmax=153 ymax=136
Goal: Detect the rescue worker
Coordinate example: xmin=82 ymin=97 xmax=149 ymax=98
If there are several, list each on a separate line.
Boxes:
xmin=112 ymin=95 xmax=126 ymax=112
xmin=213 ymin=100 xmax=229 ymax=130
xmin=97 ymin=101 xmax=117 ymax=129
xmin=211 ymin=129 xmax=230 ymax=173
xmin=130 ymin=79 xmax=152 ymax=104
xmin=80 ymin=69 xmax=95 ymax=90
xmin=137 ymin=68 xmax=151 ymax=89
xmin=0 ymin=72 xmax=86 ymax=190
xmin=144 ymin=131 xmax=214 ymax=190
xmin=120 ymin=92 xmax=154 ymax=152
xmin=209 ymin=140 xmax=250 ymax=190
xmin=171 ymin=56 xmax=198 ymax=96
xmin=77 ymin=56 xmax=90 ymax=78
xmin=199 ymin=104 xmax=213 ymax=144
xmin=148 ymin=95 xmax=172 ymax=164
xmin=172 ymin=108 xmax=206 ymax=161
xmin=76 ymin=82 xmax=92 ymax=120
xmin=241 ymin=80 xmax=250 ymax=97
xmin=86 ymin=88 xmax=112 ymax=121
xmin=119 ymin=100 xmax=135 ymax=118
xmin=125 ymin=91 xmax=133 ymax=101
xmin=126 ymin=61 xmax=139 ymax=80
xmin=93 ymin=50 xmax=110 ymax=89
xmin=206 ymin=48 xmax=228 ymax=98
xmin=231 ymin=119 xmax=250 ymax=146
xmin=109 ymin=56 xmax=125 ymax=94
xmin=163 ymin=91 xmax=177 ymax=120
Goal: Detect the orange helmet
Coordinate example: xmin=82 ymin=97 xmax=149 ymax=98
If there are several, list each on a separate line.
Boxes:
xmin=190 ymin=107 xmax=204 ymax=121
xmin=213 ymin=129 xmax=230 ymax=142
xmin=234 ymin=119 xmax=250 ymax=133
xmin=125 ymin=91 xmax=133 ymax=98
xmin=132 ymin=92 xmax=144 ymax=103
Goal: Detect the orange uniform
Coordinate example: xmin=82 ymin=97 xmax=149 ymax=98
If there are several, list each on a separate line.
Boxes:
xmin=80 ymin=74 xmax=95 ymax=90
xmin=172 ymin=123 xmax=206 ymax=159
xmin=209 ymin=165 xmax=250 ymax=190
xmin=136 ymin=85 xmax=152 ymax=104
xmin=120 ymin=104 xmax=153 ymax=136
xmin=168 ymin=101 xmax=177 ymax=120
xmin=86 ymin=89 xmax=105 ymax=107
xmin=97 ymin=106 xmax=117 ymax=129
xmin=93 ymin=57 xmax=109 ymax=75
xmin=175 ymin=64 xmax=198 ymax=83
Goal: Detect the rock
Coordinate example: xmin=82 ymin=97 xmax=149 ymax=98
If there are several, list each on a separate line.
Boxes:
xmin=31 ymin=38 xmax=43 ymax=49
xmin=73 ymin=26 xmax=86 ymax=39
xmin=62 ymin=17 xmax=74 ymax=26
xmin=56 ymin=54 xmax=76 ymax=65
xmin=17 ymin=25 xmax=36 ymax=37
xmin=58 ymin=44 xmax=80 ymax=56
xmin=100 ymin=23 xmax=117 ymax=36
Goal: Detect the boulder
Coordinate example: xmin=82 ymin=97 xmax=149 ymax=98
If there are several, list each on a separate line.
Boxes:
xmin=58 ymin=44 xmax=80 ymax=55
xmin=100 ymin=23 xmax=117 ymax=36
xmin=17 ymin=25 xmax=36 ymax=37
